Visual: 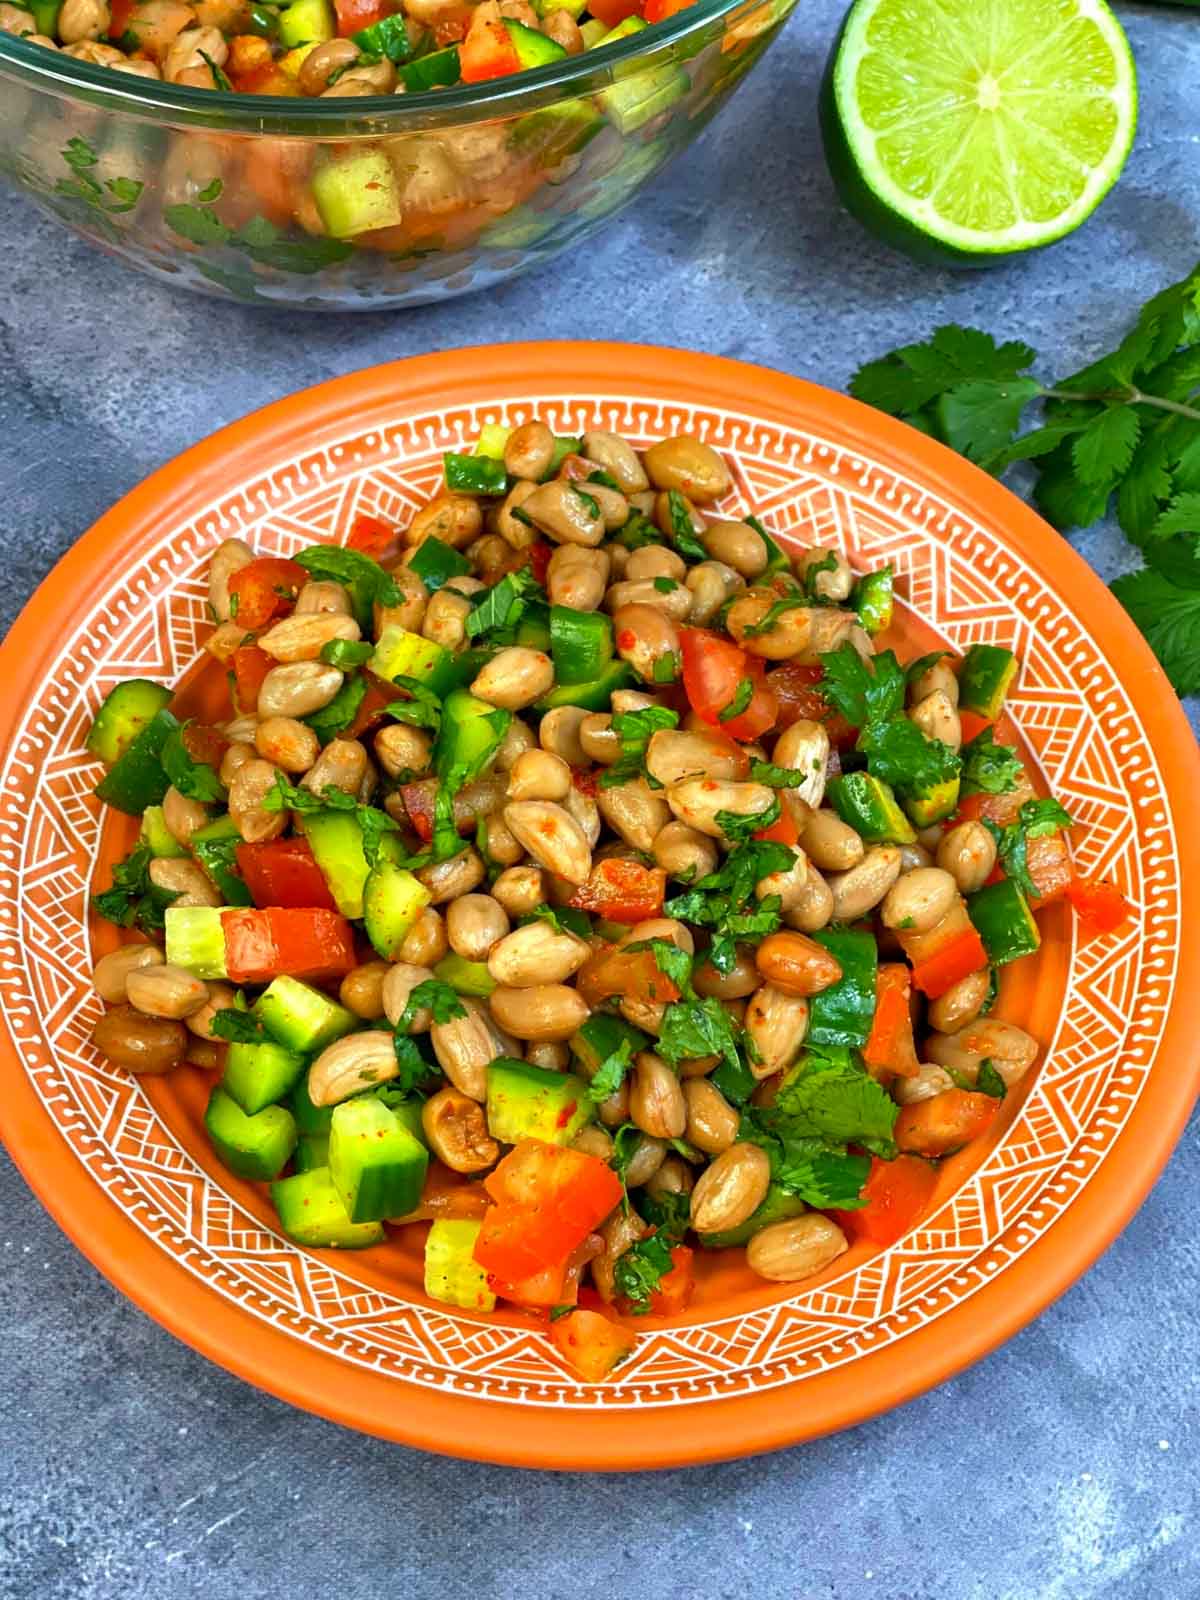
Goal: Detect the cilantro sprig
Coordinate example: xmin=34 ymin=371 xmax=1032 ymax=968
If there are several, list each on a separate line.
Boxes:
xmin=613 ymin=1233 xmax=675 ymax=1314
xmin=849 ymin=275 xmax=1200 ymax=696
xmin=664 ymin=839 xmax=794 ymax=974
xmin=985 ymin=798 xmax=1075 ymax=898
xmin=92 ymin=842 xmax=178 ymax=936
xmin=598 ymin=705 xmax=679 ymax=790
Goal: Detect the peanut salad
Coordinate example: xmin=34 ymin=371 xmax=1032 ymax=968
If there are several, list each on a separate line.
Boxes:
xmin=0 ymin=0 xmax=694 ymax=100
xmin=84 ymin=421 xmax=1132 ymax=1383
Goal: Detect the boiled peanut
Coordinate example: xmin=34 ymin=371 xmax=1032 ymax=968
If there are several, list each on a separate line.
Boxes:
xmin=747 ymin=1215 xmax=848 ymax=1282
xmin=690 ymin=1143 xmax=771 ymax=1234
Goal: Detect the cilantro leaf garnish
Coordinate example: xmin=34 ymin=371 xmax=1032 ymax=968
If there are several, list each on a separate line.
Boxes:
xmin=613 ymin=1233 xmax=675 ymax=1314
xmin=294 ymin=544 xmax=401 ymax=615
xmin=598 ymin=704 xmax=679 ymax=790
xmin=664 ymin=490 xmax=708 ymax=562
xmin=161 ymin=722 xmax=225 ymax=804
xmin=587 ymin=1037 xmax=635 ymax=1104
xmin=818 ymin=645 xmax=906 ymax=732
xmin=715 ymin=794 xmax=780 ymax=843
xmin=465 ymin=568 xmax=545 ymax=643
xmin=92 ymin=842 xmax=178 ymax=935
xmin=976 ymin=1060 xmax=1007 ymax=1100
xmin=847 ymin=276 xmax=1200 ymax=695
xmin=664 ymin=840 xmax=794 ymax=974
xmin=400 ymin=978 xmax=466 ymax=1030
xmin=741 ymin=591 xmax=810 ymax=638
xmin=858 ymin=716 xmax=960 ymax=794
xmin=960 ymin=728 xmax=1023 ymax=796
xmin=718 ymin=677 xmax=755 ymax=723
xmin=319 ymin=638 xmax=374 ymax=670
xmin=210 ymin=1006 xmax=267 ymax=1045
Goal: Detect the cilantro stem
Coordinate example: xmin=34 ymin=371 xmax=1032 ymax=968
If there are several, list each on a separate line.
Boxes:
xmin=1038 ymin=384 xmax=1200 ymax=425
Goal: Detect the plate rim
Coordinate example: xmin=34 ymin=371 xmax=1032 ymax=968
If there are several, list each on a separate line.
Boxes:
xmin=2 ymin=339 xmax=1198 ymax=1470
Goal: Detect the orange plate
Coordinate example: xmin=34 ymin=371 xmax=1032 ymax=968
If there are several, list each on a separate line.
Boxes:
xmin=1 ymin=342 xmax=1197 ymax=1470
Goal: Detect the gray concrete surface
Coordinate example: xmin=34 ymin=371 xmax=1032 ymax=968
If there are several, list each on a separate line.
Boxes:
xmin=2 ymin=2 xmax=1198 ymax=1596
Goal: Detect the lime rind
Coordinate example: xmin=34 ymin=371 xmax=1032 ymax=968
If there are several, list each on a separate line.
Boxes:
xmin=828 ymin=0 xmax=1137 ymax=259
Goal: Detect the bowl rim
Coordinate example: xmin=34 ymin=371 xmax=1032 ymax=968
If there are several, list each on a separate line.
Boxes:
xmin=1 ymin=341 xmax=1198 ymax=1471
xmin=0 ymin=0 xmax=763 ymax=131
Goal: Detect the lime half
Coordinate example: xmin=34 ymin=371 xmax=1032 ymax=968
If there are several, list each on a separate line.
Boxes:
xmin=821 ymin=0 xmax=1138 ymax=265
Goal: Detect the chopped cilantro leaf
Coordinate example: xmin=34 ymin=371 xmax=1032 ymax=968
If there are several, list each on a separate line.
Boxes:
xmin=819 ymin=644 xmax=906 ymax=732
xmin=718 ymin=677 xmax=755 ymax=724
xmin=960 ymin=727 xmax=1023 ymax=795
xmin=210 ymin=1007 xmax=267 ymax=1045
xmin=161 ymin=722 xmax=225 ymax=804
xmin=92 ymin=842 xmax=178 ymax=936
xmin=715 ymin=794 xmax=780 ymax=843
xmin=587 ymin=1037 xmax=635 ymax=1104
xmin=976 ymin=1059 xmax=1006 ymax=1099
xmin=598 ymin=704 xmax=678 ymax=790
xmin=613 ymin=1233 xmax=675 ymax=1313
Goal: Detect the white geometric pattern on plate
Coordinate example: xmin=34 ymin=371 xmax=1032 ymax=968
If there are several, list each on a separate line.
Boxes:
xmin=0 ymin=393 xmax=1174 ymax=1409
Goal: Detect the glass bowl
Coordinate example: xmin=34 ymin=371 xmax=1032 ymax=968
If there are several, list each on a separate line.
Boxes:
xmin=0 ymin=0 xmax=796 ymax=309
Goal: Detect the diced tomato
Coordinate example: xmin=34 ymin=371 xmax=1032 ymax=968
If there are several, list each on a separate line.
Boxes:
xmin=644 ymin=0 xmax=693 ymax=18
xmin=489 ymin=1258 xmax=570 ymax=1310
xmin=575 ymin=941 xmax=681 ymax=1009
xmin=910 ymin=926 xmax=988 ymax=1000
xmin=958 ymin=710 xmax=992 ymax=746
xmin=680 ymin=628 xmax=778 ymax=741
xmin=862 ymin=963 xmax=919 ymax=1077
xmin=235 ymin=838 xmax=338 ymax=911
xmin=230 ymin=60 xmax=301 ymax=93
xmin=476 ymin=1141 xmax=624 ymax=1282
xmin=765 ymin=661 xmax=857 ymax=748
xmin=568 ymin=859 xmax=665 ymax=923
xmin=227 ymin=557 xmax=307 ymax=632
xmin=231 ymin=645 xmax=273 ymax=717
xmin=648 ymin=1245 xmax=694 ymax=1316
xmin=181 ymin=722 xmax=228 ymax=772
xmin=528 ymin=541 xmax=553 ymax=586
xmin=1026 ymin=832 xmax=1073 ymax=903
xmin=586 ymin=0 xmax=642 ymax=22
xmin=953 ymin=775 xmax=1036 ymax=829
xmin=107 ymin=0 xmax=134 ymax=35
xmin=894 ymin=1089 xmax=998 ymax=1157
xmin=347 ymin=512 xmax=399 ymax=560
xmin=221 ymin=907 xmax=356 ymax=985
xmin=833 ymin=1154 xmax=938 ymax=1246
xmin=753 ymin=807 xmax=798 ymax=846
xmin=348 ymin=680 xmax=400 ymax=739
xmin=333 ymin=0 xmax=388 ymax=33
xmin=459 ymin=0 xmax=521 ymax=80
xmin=549 ymin=1306 xmax=635 ymax=1383
xmin=1066 ymin=876 xmax=1133 ymax=938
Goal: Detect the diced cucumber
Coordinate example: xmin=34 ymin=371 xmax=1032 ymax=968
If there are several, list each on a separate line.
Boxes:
xmin=293 ymin=1132 xmax=330 ymax=1174
xmin=515 ymin=607 xmax=552 ymax=653
xmin=164 ymin=906 xmax=227 ymax=980
xmin=534 ymin=0 xmax=584 ymax=17
xmin=363 ymin=859 xmax=431 ymax=960
xmin=697 ymin=1184 xmax=807 ymax=1248
xmin=277 ymin=0 xmax=333 ymax=48
xmin=958 ymin=644 xmax=1018 ymax=720
xmin=29 ymin=0 xmax=60 ymax=32
xmin=191 ymin=815 xmax=253 ymax=907
xmin=288 ymin=1068 xmax=334 ymax=1137
xmin=433 ymin=690 xmax=512 ymax=779
xmin=968 ymin=879 xmax=1040 ymax=966
xmin=905 ymin=777 xmax=961 ymax=828
xmin=511 ymin=100 xmax=605 ymax=169
xmin=302 ymin=810 xmax=370 ymax=920
xmin=271 ymin=1167 xmax=385 ymax=1249
xmin=86 ymin=680 xmax=173 ymax=767
xmin=93 ymin=707 xmax=178 ymax=816
xmin=591 ymin=13 xmax=646 ymax=45
xmin=571 ymin=1012 xmax=649 ymax=1076
xmin=474 ymin=424 xmax=512 ymax=460
xmin=205 ymin=1086 xmax=297 ymax=1182
xmin=502 ymin=16 xmax=567 ymax=68
xmin=312 ymin=149 xmax=403 ymax=240
xmin=486 ymin=1058 xmax=592 ymax=1146
xmin=399 ymin=43 xmax=461 ymax=92
xmin=579 ymin=16 xmax=607 ymax=45
xmin=222 ymin=1039 xmax=306 ymax=1117
xmin=599 ymin=61 xmax=690 ymax=134
xmin=352 ymin=11 xmax=413 ymax=60
xmin=550 ymin=606 xmax=613 ymax=684
xmin=424 ymin=1219 xmax=495 ymax=1310
xmin=480 ymin=206 xmax=558 ymax=251
xmin=546 ymin=436 xmax=582 ymax=477
xmin=533 ymin=659 xmax=635 ymax=712
xmin=329 ymin=1096 xmax=428 ymax=1224
xmin=444 ymin=452 xmax=508 ymax=496
xmin=826 ymin=771 xmax=916 ymax=844
xmin=140 ymin=804 xmax=185 ymax=859
xmin=370 ymin=623 xmax=458 ymax=696
xmin=854 ymin=567 xmax=894 ymax=635
xmin=433 ymin=952 xmax=496 ymax=997
xmin=254 ymin=975 xmax=356 ymax=1053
